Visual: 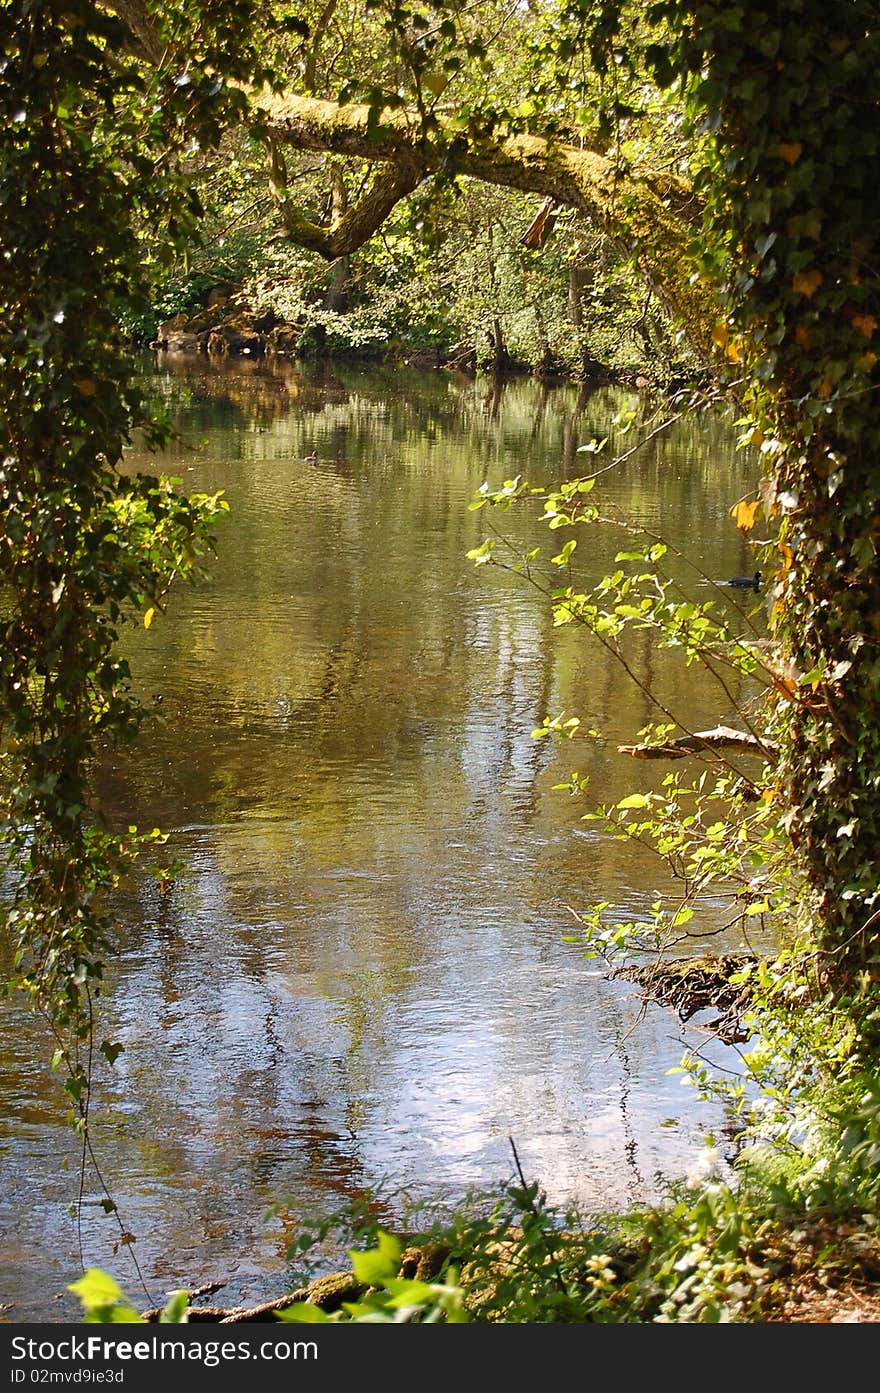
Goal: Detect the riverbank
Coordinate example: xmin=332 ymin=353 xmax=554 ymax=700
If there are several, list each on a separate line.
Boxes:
xmin=115 ymin=1213 xmax=880 ymax=1323
xmin=143 ymin=283 xmax=697 ymax=390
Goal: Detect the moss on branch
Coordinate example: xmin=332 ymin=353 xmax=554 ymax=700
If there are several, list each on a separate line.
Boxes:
xmin=258 ymin=93 xmax=719 ymax=352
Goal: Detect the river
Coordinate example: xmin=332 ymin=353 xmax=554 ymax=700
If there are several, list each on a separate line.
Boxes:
xmin=0 ymin=355 xmax=770 ymax=1320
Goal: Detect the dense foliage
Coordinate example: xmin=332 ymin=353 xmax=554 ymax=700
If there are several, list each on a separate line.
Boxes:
xmin=121 ymin=0 xmax=696 ymax=374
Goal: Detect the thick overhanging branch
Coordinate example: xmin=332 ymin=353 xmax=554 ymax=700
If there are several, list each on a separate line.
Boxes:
xmin=95 ymin=7 xmax=716 ymax=348
xmin=259 ymin=93 xmax=719 ymax=352
xmin=268 ymin=139 xmax=423 ymax=257
xmin=93 ymin=10 xmax=718 ymax=351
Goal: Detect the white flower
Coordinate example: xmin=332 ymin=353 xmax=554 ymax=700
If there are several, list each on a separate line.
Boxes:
xmin=686 ymin=1145 xmax=721 ymax=1187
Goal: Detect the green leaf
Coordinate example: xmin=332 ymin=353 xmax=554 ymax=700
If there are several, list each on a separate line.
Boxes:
xmin=83 ymin=1306 xmax=145 ymax=1324
xmin=275 ymin=1303 xmax=334 ymax=1323
xmin=551 ymin=539 xmax=577 ymax=566
xmin=466 ymin=540 xmax=495 ymax=563
xmin=159 ymin=1290 xmax=190 ymax=1323
xmin=382 ymin=1278 xmax=441 ymax=1306
xmin=349 ymin=1231 xmax=401 ymax=1285
xmin=617 ymin=794 xmax=651 ymax=809
xmin=68 ymin=1269 xmax=124 ymax=1310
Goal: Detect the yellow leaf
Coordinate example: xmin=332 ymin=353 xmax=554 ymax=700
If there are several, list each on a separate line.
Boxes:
xmin=817 ymin=375 xmax=833 ymax=400
xmin=712 ymin=321 xmax=730 ymax=348
xmin=725 ymin=338 xmax=741 ymax=363
xmin=793 ymin=269 xmax=822 ymax=298
xmin=779 ymin=141 xmax=802 ymax=164
xmin=144 ymin=607 xmax=155 ymax=629
xmin=857 ymin=351 xmax=878 ymax=371
xmin=772 ymin=675 xmax=798 ymax=702
xmin=779 ymin=541 xmax=793 ymax=569
xmin=77 ymin=378 xmax=97 ymax=396
xmin=852 ymin=314 xmax=877 ymax=339
xmin=732 ymin=499 xmax=760 ymax=533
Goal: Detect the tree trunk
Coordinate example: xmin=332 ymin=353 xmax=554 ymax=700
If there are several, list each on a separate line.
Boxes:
xmin=567 ymin=263 xmax=598 ymax=378
xmin=678 ymin=0 xmax=880 ymax=1046
xmin=323 ymin=164 xmax=351 ymax=315
xmin=484 ymin=220 xmax=511 ymax=373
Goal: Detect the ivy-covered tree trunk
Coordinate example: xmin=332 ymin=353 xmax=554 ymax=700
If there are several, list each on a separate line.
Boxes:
xmin=671 ymin=1 xmax=880 ymax=1046
xmin=0 ymin=0 xmax=243 ymax=1137
xmin=1 ymin=1 xmax=157 ymax=1069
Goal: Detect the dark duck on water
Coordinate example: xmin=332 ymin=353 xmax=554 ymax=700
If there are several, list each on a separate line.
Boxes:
xmin=716 ymin=570 xmax=762 ymax=591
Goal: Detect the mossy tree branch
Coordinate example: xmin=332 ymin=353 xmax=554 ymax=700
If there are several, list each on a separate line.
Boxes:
xmin=257 ymin=93 xmax=719 ymax=353
xmin=267 ymin=135 xmax=423 ymax=256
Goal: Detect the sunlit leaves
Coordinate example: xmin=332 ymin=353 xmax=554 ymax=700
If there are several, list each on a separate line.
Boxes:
xmin=67 ymin=1269 xmax=141 ymax=1323
xmin=531 ymin=712 xmax=581 ymax=739
xmin=551 ymin=538 xmax=577 ymax=566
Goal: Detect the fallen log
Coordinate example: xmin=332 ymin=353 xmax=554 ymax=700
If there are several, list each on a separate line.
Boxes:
xmin=618 ymin=725 xmax=778 ymax=761
xmin=139 ymin=1246 xmax=451 ymax=1323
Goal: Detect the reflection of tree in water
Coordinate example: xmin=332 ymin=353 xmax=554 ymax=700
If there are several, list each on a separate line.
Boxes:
xmin=116 ymin=898 xmax=399 ymax=1258
xmin=153 ymin=351 xmax=351 ymax=427
xmin=613 ymin=1031 xmax=647 ymax=1201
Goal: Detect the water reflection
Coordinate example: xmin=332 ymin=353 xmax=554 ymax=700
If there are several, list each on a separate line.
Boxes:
xmin=0 ymin=357 xmax=769 ymax=1320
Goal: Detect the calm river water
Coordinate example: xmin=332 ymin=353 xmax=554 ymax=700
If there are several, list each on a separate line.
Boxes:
xmin=0 ymin=356 xmax=770 ymax=1320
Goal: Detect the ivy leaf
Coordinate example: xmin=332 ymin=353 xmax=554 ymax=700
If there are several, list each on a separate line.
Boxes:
xmin=792 ymin=269 xmax=823 ymax=298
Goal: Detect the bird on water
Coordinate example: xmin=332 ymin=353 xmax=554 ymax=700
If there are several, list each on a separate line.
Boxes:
xmin=716 ymin=570 xmax=762 ymax=591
